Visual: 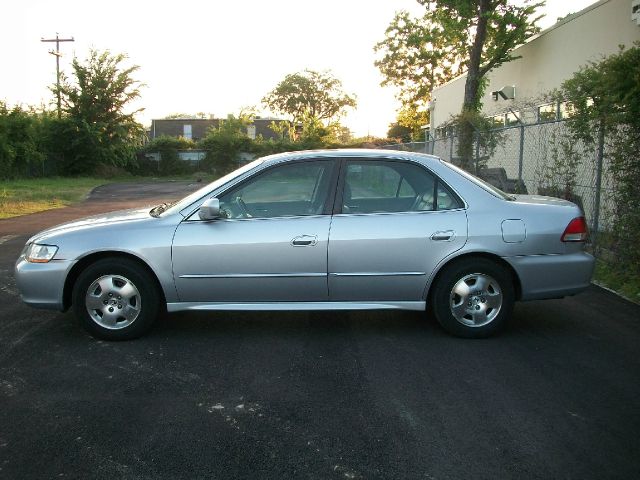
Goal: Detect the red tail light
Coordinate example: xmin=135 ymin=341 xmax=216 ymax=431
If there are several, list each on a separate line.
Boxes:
xmin=561 ymin=216 xmax=589 ymax=242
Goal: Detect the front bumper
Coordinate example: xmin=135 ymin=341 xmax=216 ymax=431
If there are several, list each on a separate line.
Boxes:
xmin=15 ymin=257 xmax=73 ymax=311
xmin=505 ymin=251 xmax=595 ymax=301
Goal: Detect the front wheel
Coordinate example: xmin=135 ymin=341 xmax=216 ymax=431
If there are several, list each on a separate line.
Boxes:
xmin=431 ymin=258 xmax=515 ymax=338
xmin=72 ymin=258 xmax=160 ymax=340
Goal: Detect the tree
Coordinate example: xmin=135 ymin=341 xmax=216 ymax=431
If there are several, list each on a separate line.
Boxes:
xmin=142 ymin=135 xmax=195 ymax=175
xmin=198 ymin=114 xmax=254 ymax=175
xmin=55 ymin=50 xmax=144 ymax=174
xmin=387 ymin=122 xmax=414 ymax=143
xmin=0 ymin=103 xmax=46 ymax=177
xmin=262 ymin=70 xmax=356 ymax=125
xmin=374 ymin=9 xmax=463 ymax=127
xmin=376 ymin=0 xmax=542 ymax=169
xmin=558 ymin=44 xmax=640 ymax=293
xmin=397 ymin=104 xmax=430 ymax=140
xmin=164 ymin=112 xmax=209 ymax=119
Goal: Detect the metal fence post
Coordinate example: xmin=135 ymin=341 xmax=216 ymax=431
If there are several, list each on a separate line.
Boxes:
xmin=449 ymin=134 xmax=454 ymax=162
xmin=474 ymin=131 xmax=480 ymax=174
xmin=518 ymin=124 xmax=525 ymax=185
xmin=592 ymin=119 xmax=605 ymax=254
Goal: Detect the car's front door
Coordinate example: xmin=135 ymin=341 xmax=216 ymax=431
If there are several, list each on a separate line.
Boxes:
xmin=172 ymin=159 xmax=337 ymax=303
xmin=328 ymin=159 xmax=468 ymax=302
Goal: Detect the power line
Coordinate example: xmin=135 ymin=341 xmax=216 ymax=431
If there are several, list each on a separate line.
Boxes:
xmin=41 ymin=33 xmax=74 ymax=118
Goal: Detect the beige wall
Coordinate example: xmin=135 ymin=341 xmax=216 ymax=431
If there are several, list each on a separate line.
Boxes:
xmin=431 ymin=0 xmax=640 ymax=128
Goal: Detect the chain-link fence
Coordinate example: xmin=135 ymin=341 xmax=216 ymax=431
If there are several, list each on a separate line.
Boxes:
xmin=381 ymin=117 xmax=613 ymax=256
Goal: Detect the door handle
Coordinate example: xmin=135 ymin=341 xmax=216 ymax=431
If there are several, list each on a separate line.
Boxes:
xmin=291 ymin=235 xmax=318 ymax=247
xmin=431 ymin=230 xmax=455 ymax=241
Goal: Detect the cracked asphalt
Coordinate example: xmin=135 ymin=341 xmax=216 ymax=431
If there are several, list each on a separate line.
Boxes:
xmin=0 ymin=182 xmax=639 ymax=479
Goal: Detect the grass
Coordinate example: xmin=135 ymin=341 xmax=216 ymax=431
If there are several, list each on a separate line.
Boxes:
xmin=593 ymin=258 xmax=640 ymax=304
xmin=0 ymin=173 xmax=215 ymax=219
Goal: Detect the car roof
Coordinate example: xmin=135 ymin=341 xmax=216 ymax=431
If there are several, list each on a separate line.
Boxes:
xmin=259 ymin=148 xmax=440 ymax=166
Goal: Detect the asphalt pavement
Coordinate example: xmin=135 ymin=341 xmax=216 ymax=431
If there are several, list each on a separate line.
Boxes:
xmin=0 ymin=182 xmax=638 ymax=480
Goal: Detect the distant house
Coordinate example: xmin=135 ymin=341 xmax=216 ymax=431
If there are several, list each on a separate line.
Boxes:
xmin=149 ymin=116 xmax=288 ymax=142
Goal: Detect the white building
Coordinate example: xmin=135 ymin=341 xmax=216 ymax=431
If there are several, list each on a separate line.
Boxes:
xmin=430 ymin=0 xmax=640 ymax=131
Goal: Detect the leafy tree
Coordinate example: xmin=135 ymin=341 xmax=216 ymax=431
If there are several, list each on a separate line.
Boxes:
xmin=0 ymin=103 xmax=51 ymax=177
xmin=164 ymin=112 xmax=208 ymax=119
xmin=397 ymin=104 xmax=430 ymax=140
xmin=387 ymin=122 xmax=414 ymax=143
xmin=376 ymin=0 xmax=542 ymax=168
xmin=55 ymin=49 xmax=144 ymax=174
xmin=141 ymin=135 xmax=195 ymax=175
xmin=374 ymin=9 xmax=463 ymax=125
xmin=198 ymin=114 xmax=255 ymax=175
xmin=559 ymin=44 xmax=640 ymax=290
xmin=262 ymin=70 xmax=356 ymax=124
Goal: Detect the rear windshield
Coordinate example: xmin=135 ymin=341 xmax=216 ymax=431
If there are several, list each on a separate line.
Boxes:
xmin=441 ymin=160 xmax=514 ymax=201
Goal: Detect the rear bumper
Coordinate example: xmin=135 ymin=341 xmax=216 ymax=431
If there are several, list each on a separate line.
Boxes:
xmin=505 ymin=251 xmax=595 ymax=301
xmin=15 ymin=258 xmax=71 ymax=311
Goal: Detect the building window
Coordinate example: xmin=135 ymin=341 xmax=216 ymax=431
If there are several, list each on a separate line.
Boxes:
xmin=537 ymin=103 xmax=557 ymax=123
xmin=247 ymin=125 xmax=256 ymax=140
xmin=488 ymin=115 xmax=505 ymax=128
xmin=559 ymin=102 xmax=576 ymax=119
xmin=505 ymin=111 xmax=520 ymax=127
xmin=183 ymin=124 xmax=192 ymax=140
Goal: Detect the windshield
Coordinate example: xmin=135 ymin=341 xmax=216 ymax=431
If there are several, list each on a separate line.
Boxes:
xmin=158 ymin=158 xmax=265 ymax=216
xmin=441 ymin=160 xmax=514 ymax=201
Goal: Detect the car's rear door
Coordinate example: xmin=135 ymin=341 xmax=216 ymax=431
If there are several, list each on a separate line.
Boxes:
xmin=327 ymin=159 xmax=468 ymax=302
xmin=172 ymin=158 xmax=338 ymax=303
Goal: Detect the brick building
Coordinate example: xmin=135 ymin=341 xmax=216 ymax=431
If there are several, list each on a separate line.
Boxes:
xmin=149 ymin=117 xmax=288 ymax=142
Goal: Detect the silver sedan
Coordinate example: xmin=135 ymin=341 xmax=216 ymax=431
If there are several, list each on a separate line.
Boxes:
xmin=15 ymin=149 xmax=594 ymax=339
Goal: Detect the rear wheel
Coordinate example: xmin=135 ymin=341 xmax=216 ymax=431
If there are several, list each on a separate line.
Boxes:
xmin=72 ymin=258 xmax=160 ymax=340
xmin=431 ymin=258 xmax=514 ymax=338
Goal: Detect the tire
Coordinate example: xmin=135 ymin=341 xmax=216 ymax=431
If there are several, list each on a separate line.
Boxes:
xmin=431 ymin=258 xmax=515 ymax=338
xmin=72 ymin=257 xmax=160 ymax=340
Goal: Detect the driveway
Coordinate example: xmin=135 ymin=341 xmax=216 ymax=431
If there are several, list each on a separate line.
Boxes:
xmin=0 ymin=182 xmax=639 ymax=479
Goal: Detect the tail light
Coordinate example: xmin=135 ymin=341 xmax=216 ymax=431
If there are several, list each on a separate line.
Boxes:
xmin=561 ymin=216 xmax=589 ymax=242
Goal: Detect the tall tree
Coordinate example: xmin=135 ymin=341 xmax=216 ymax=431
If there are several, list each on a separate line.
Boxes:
xmin=262 ymin=70 xmax=356 ymax=125
xmin=55 ymin=50 xmax=144 ymax=174
xmin=374 ymin=9 xmax=464 ymax=133
xmin=376 ymin=0 xmax=543 ymax=168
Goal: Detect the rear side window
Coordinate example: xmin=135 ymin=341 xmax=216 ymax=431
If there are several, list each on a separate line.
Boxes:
xmin=341 ymin=160 xmax=462 ymax=214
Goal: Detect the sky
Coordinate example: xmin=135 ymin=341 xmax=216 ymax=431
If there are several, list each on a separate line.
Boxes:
xmin=3 ymin=0 xmax=597 ymax=137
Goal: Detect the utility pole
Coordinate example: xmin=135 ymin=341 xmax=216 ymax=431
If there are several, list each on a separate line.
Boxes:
xmin=41 ymin=33 xmax=74 ymax=118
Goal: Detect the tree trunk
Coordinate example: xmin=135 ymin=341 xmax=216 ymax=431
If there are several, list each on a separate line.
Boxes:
xmin=458 ymin=0 xmax=491 ymax=171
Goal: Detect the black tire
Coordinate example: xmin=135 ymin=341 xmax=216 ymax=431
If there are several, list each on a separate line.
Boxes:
xmin=431 ymin=257 xmax=515 ymax=338
xmin=72 ymin=257 xmax=160 ymax=340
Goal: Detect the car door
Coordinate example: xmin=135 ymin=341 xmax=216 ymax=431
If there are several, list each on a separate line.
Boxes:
xmin=328 ymin=159 xmax=468 ymax=302
xmin=172 ymin=159 xmax=338 ymax=303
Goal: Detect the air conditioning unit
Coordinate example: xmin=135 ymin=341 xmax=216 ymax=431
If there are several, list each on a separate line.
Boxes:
xmin=633 ymin=0 xmax=640 ymax=26
xmin=491 ymin=85 xmax=516 ymax=101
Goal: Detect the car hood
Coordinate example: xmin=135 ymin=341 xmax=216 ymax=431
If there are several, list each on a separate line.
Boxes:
xmin=29 ymin=207 xmax=153 ymax=243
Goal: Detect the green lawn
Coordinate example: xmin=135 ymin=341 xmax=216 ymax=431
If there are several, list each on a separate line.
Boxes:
xmin=0 ymin=174 xmax=214 ymax=219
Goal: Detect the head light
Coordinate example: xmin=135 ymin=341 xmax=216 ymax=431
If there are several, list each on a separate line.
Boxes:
xmin=25 ymin=243 xmax=59 ymax=263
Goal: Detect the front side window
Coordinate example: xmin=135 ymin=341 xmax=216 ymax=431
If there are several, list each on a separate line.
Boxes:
xmin=341 ymin=161 xmax=461 ymax=214
xmin=218 ymin=160 xmax=334 ymax=219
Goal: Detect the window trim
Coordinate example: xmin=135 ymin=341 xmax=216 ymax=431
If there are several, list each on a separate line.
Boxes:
xmin=216 ymin=157 xmax=337 ymax=221
xmin=188 ymin=158 xmax=340 ymax=221
xmin=333 ymin=158 xmax=464 ymax=216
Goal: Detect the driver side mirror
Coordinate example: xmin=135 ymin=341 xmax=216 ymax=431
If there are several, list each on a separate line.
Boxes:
xmin=198 ymin=198 xmax=221 ymax=220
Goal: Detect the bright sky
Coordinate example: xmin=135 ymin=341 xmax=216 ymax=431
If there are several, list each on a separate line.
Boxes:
xmin=3 ymin=0 xmax=596 ymax=137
